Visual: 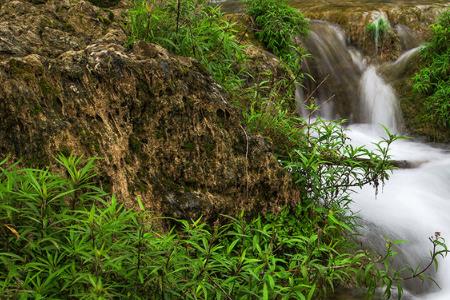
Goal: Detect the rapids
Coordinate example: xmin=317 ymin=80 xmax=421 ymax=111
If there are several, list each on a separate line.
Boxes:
xmin=216 ymin=1 xmax=449 ymax=298
xmin=299 ymin=20 xmax=450 ymax=300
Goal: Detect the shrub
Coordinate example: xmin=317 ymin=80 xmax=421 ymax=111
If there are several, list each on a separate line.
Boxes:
xmin=0 ymin=155 xmax=386 ymax=298
xmin=245 ymin=0 xmax=309 ymax=73
xmin=243 ymin=80 xmax=450 ymax=297
xmin=128 ymin=0 xmax=247 ymax=91
xmin=412 ymin=10 xmax=450 ymax=129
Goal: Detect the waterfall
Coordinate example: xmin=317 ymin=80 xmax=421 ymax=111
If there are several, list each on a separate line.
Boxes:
xmin=300 ymin=21 xmax=363 ymax=121
xmin=360 ymin=66 xmax=402 ymax=133
xmin=299 ymin=21 xmax=450 ymax=299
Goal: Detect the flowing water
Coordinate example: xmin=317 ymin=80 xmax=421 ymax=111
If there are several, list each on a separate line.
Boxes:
xmin=217 ymin=1 xmax=450 ymax=298
xmin=298 ymin=20 xmax=450 ymax=300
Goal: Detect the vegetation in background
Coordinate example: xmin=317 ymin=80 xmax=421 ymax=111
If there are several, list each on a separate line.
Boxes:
xmin=366 ymin=17 xmax=391 ymax=47
xmin=128 ymin=0 xmax=247 ymax=91
xmin=412 ymin=10 xmax=450 ymax=131
xmin=245 ymin=0 xmax=309 ymax=74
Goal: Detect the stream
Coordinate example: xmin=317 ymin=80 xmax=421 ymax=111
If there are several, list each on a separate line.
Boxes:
xmin=298 ymin=19 xmax=450 ymax=299
xmin=218 ymin=1 xmax=450 ymax=299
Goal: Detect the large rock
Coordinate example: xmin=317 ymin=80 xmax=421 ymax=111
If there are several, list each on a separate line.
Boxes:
xmin=0 ymin=0 xmax=299 ymax=218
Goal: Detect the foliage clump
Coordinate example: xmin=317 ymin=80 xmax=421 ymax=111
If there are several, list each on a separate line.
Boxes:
xmin=2 ymin=149 xmax=443 ymax=299
xmin=245 ymin=0 xmax=309 ymax=73
xmin=128 ymin=0 xmax=247 ymax=91
xmin=412 ymin=10 xmax=450 ymax=130
xmin=3 ymin=0 xmax=441 ymax=298
xmin=0 ymin=156 xmax=380 ymax=298
xmin=366 ymin=16 xmax=391 ymax=49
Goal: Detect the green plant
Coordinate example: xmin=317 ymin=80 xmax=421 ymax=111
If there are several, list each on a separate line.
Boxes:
xmin=366 ymin=17 xmax=390 ymax=38
xmin=2 ymin=152 xmax=447 ymax=299
xmin=128 ymin=0 xmax=247 ymax=91
xmin=243 ymin=78 xmax=450 ymax=297
xmin=366 ymin=16 xmax=391 ymax=54
xmin=245 ymin=0 xmax=308 ymax=74
xmin=412 ymin=10 xmax=450 ymax=130
xmin=0 ymin=155 xmax=383 ymax=299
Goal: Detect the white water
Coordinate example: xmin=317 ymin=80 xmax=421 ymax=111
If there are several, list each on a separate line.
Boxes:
xmin=360 ymin=66 xmax=401 ymax=133
xmin=299 ymin=22 xmax=450 ymax=299
xmin=350 ymin=55 xmax=450 ymax=300
xmin=348 ymin=124 xmax=450 ymax=300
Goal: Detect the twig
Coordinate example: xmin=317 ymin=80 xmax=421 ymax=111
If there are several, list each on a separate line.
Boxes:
xmin=239 ymin=124 xmax=249 ymax=200
xmin=403 ymin=236 xmax=449 ymax=280
xmin=176 ymin=0 xmax=182 ymax=34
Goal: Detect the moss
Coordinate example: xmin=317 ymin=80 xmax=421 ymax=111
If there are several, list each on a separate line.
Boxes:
xmin=38 ymin=78 xmax=61 ymax=102
xmin=129 ymin=135 xmax=142 ymax=153
xmin=204 ymin=139 xmax=216 ymax=156
xmin=58 ymin=146 xmax=72 ymax=158
xmin=8 ymin=60 xmax=36 ymax=81
xmin=31 ymin=104 xmax=43 ymax=116
xmin=182 ymin=141 xmax=195 ymax=152
xmin=401 ymin=92 xmax=450 ymax=142
xmin=96 ymin=10 xmax=115 ymax=26
xmin=155 ymin=129 xmax=164 ymax=139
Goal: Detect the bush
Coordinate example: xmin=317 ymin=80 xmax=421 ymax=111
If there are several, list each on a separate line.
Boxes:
xmin=412 ymin=10 xmax=450 ymax=129
xmin=245 ymin=0 xmax=309 ymax=73
xmin=128 ymin=0 xmax=247 ymax=91
xmin=0 ymin=155 xmax=384 ymax=298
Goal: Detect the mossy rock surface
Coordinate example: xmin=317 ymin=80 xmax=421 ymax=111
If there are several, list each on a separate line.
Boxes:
xmin=0 ymin=0 xmax=299 ymax=219
xmin=88 ymin=0 xmax=120 ymax=8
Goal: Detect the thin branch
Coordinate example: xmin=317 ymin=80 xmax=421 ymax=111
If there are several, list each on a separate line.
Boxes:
xmin=403 ymin=236 xmax=449 ymax=280
xmin=176 ymin=0 xmax=182 ymax=34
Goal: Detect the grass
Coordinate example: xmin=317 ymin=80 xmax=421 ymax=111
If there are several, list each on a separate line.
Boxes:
xmin=125 ymin=1 xmax=449 ymax=297
xmin=0 ymin=155 xmax=392 ymax=298
xmin=366 ymin=17 xmax=390 ymax=39
xmin=245 ymin=0 xmax=309 ymax=74
xmin=412 ymin=10 xmax=450 ymax=132
xmin=3 ymin=147 xmax=444 ymax=299
xmin=128 ymin=0 xmax=247 ymax=92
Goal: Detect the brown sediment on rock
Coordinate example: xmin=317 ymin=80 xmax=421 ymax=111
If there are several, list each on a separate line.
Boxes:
xmin=0 ymin=0 xmax=300 ymax=219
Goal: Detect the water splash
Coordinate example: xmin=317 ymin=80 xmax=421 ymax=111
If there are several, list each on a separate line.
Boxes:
xmin=347 ymin=125 xmax=450 ymax=299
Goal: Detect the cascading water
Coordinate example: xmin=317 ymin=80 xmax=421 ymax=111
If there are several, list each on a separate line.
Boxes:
xmin=359 ymin=66 xmax=401 ymax=133
xmin=299 ymin=21 xmax=450 ymax=299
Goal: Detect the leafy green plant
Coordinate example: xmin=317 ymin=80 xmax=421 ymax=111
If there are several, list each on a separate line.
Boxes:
xmin=366 ymin=17 xmax=390 ymax=39
xmin=243 ymin=75 xmax=450 ymax=297
xmin=245 ymin=0 xmax=309 ymax=74
xmin=412 ymin=10 xmax=450 ymax=130
xmin=1 ymin=153 xmax=447 ymax=298
xmin=128 ymin=0 xmax=247 ymax=91
xmin=2 ymin=0 xmax=442 ymax=298
xmin=1 ymin=155 xmax=388 ymax=299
